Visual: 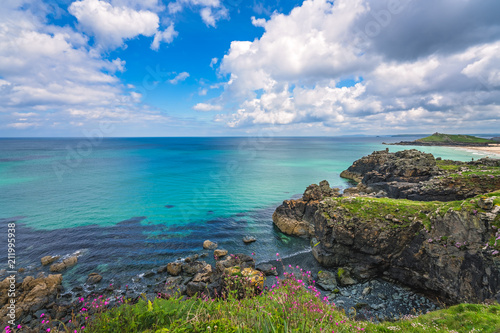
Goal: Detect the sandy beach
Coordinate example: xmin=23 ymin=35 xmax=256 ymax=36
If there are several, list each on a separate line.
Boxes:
xmin=453 ymin=144 xmax=500 ymax=158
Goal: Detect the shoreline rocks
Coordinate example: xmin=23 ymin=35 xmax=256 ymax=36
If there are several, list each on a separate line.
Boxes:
xmin=273 ymin=150 xmax=500 ymax=305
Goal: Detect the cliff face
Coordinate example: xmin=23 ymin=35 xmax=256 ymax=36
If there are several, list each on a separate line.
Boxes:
xmin=311 ymin=196 xmax=500 ymax=304
xmin=273 ymin=150 xmax=500 ymax=304
xmin=272 ymin=180 xmax=340 ymax=237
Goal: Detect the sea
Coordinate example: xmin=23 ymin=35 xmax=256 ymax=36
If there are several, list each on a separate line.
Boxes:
xmin=0 ymin=136 xmax=498 ymax=290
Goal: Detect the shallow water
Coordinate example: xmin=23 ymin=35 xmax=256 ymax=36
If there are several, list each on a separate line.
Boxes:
xmin=0 ymin=136 xmax=490 ymax=288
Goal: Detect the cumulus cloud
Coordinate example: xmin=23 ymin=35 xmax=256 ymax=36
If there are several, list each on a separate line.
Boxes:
xmin=169 ymin=72 xmax=190 ymax=84
xmin=216 ymin=0 xmax=500 ymax=133
xmin=69 ymin=0 xmax=160 ymax=49
xmin=0 ymin=1 xmax=168 ymax=132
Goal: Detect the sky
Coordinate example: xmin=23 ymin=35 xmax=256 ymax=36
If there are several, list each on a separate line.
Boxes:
xmin=1 ymin=0 xmax=500 ymax=137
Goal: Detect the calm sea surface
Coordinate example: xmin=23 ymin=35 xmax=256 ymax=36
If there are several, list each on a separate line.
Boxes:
xmin=0 ymin=136 xmax=492 ymax=288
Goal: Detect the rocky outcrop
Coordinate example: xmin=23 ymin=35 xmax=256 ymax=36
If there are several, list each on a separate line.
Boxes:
xmin=0 ymin=274 xmax=63 ymax=321
xmin=311 ymin=195 xmax=500 ymax=304
xmin=273 ymin=180 xmax=339 ymax=237
xmin=49 ymin=256 xmax=78 ymax=272
xmin=41 ymin=255 xmax=60 ymax=266
xmin=203 ymin=240 xmax=217 ymax=250
xmin=273 ymin=150 xmax=500 ymax=304
xmin=159 ymin=253 xmax=261 ymax=300
xmin=340 ymin=149 xmax=500 ymax=201
xmin=340 ymin=149 xmax=439 ymax=185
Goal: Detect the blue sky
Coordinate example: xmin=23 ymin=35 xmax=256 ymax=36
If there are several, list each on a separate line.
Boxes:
xmin=1 ymin=0 xmax=500 ymax=137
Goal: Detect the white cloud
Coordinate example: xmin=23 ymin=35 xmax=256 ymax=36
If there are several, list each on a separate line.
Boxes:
xmin=168 ymin=0 xmax=228 ymax=27
xmin=69 ymin=0 xmax=162 ymax=49
xmin=169 ymin=72 xmax=190 ymax=84
xmin=251 ymin=16 xmax=266 ymax=28
xmin=193 ymin=103 xmax=223 ymax=111
xmin=0 ymin=1 xmax=169 ymax=132
xmin=209 ymin=57 xmax=218 ymax=68
xmin=151 ymin=23 xmax=178 ymax=50
xmin=215 ymin=0 xmax=500 ymax=133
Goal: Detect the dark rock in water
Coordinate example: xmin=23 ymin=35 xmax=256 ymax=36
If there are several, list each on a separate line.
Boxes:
xmin=256 ymin=264 xmax=277 ymax=276
xmin=143 ymin=271 xmax=155 ymax=278
xmin=207 ymin=210 xmax=214 ymax=214
xmin=164 ymin=205 xmax=175 ymax=208
xmin=87 ymin=273 xmax=103 ymax=284
xmin=157 ymin=265 xmax=169 ymax=274
xmin=203 ymin=240 xmax=218 ymax=250
xmin=243 ymin=236 xmax=257 ymax=243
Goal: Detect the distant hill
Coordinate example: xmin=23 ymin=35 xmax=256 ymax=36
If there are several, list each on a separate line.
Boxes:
xmin=386 ymin=133 xmax=496 ymax=147
xmin=417 ymin=133 xmax=495 ymax=144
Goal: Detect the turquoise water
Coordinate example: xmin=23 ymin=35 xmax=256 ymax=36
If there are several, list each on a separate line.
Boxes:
xmin=0 ymin=136 xmax=492 ymax=287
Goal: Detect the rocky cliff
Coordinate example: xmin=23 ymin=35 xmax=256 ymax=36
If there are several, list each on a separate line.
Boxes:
xmin=273 ymin=150 xmax=500 ymax=304
xmin=340 ymin=149 xmax=500 ymax=201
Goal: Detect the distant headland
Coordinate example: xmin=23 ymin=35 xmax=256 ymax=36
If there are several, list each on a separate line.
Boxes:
xmin=385 ymin=132 xmax=499 ymax=147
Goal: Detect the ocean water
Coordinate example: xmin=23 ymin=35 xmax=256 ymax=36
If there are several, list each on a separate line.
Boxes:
xmin=0 ymin=136 xmax=494 ymax=288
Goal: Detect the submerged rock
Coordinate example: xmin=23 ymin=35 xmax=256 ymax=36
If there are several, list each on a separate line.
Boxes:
xmin=242 ymin=236 xmax=257 ymax=243
xmin=41 ymin=255 xmax=60 ymax=266
xmin=86 ymin=273 xmax=103 ymax=284
xmin=49 ymin=256 xmax=78 ymax=272
xmin=203 ymin=240 xmax=217 ymax=250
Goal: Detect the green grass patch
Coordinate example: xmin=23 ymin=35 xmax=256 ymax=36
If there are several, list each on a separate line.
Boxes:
xmin=79 ymin=288 xmax=500 ymax=333
xmin=365 ymin=303 xmax=500 ymax=333
xmin=417 ymin=133 xmax=494 ymax=144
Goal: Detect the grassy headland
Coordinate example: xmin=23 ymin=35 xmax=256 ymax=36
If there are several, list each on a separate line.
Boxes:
xmin=417 ymin=133 xmax=494 ymax=144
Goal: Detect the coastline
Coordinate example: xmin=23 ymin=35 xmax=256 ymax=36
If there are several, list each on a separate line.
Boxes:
xmin=450 ymin=144 xmax=500 ymax=158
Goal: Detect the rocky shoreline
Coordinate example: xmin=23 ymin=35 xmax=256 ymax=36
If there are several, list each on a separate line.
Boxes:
xmin=273 ymin=149 xmax=500 ymax=306
xmin=2 ymin=149 xmax=499 ymax=331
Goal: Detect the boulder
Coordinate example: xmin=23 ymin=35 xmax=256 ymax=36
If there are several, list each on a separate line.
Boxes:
xmin=203 ymin=240 xmax=217 ymax=250
xmin=214 ymin=249 xmax=228 ymax=258
xmin=49 ymin=256 xmax=78 ymax=272
xmin=41 ymin=255 xmax=60 ymax=266
xmin=216 ymin=254 xmax=255 ymax=272
xmin=242 ymin=236 xmax=257 ymax=244
xmin=166 ymin=262 xmax=182 ymax=276
xmin=0 ymin=274 xmax=62 ymax=320
xmin=86 ymin=273 xmax=102 ymax=284
xmin=186 ymin=281 xmax=207 ymax=297
xmin=192 ymin=264 xmax=213 ymax=283
xmin=182 ymin=261 xmax=208 ymax=276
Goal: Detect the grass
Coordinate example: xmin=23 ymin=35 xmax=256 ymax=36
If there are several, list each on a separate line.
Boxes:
xmin=35 ymin=284 xmax=500 ymax=333
xmin=25 ymin=273 xmax=499 ymax=333
xmin=416 ymin=133 xmax=494 ymax=144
